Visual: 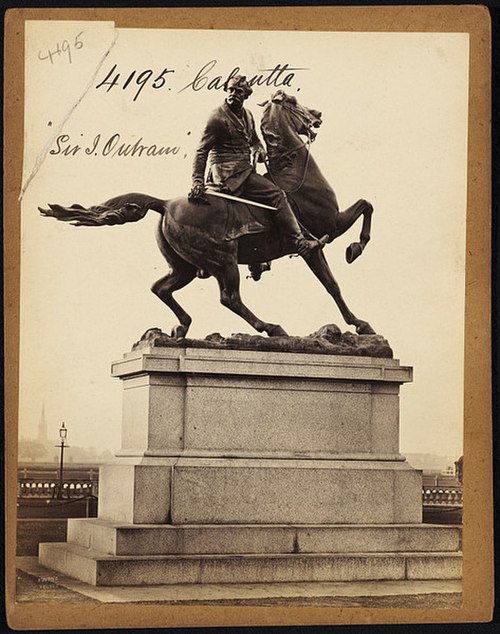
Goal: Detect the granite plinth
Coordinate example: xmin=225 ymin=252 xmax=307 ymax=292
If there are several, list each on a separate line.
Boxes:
xmin=97 ymin=465 xmax=171 ymax=524
xmin=39 ymin=339 xmax=462 ymax=590
xmin=112 ymin=346 xmax=412 ymax=458
xmin=96 ymin=458 xmax=422 ymax=525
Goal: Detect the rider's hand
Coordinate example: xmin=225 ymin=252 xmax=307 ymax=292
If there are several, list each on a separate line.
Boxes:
xmin=188 ymin=183 xmax=209 ymax=204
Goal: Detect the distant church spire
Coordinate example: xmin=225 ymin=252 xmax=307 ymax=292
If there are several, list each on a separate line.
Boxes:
xmin=38 ymin=403 xmax=48 ymax=443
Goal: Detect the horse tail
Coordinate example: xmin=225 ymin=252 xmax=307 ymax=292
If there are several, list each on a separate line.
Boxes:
xmin=38 ymin=192 xmax=166 ymax=227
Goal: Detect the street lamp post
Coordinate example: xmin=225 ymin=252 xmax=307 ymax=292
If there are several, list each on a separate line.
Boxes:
xmin=56 ymin=422 xmax=68 ymax=500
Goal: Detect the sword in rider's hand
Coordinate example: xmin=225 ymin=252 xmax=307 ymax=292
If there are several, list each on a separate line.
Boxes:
xmin=205 ymin=189 xmax=277 ymax=211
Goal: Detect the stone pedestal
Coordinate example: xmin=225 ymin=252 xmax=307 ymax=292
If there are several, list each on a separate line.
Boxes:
xmin=39 ymin=341 xmax=462 ymax=586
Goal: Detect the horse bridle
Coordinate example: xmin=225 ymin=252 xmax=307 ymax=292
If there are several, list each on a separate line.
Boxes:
xmin=265 ymin=102 xmax=314 ymax=194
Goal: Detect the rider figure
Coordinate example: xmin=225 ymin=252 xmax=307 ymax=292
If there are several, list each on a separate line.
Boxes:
xmin=188 ymin=75 xmax=324 ymax=258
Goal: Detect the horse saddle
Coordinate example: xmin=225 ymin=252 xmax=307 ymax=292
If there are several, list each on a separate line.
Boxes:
xmin=216 ymin=196 xmax=273 ymax=240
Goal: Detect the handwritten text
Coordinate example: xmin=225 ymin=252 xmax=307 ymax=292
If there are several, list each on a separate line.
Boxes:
xmin=49 ymin=133 xmax=181 ymax=158
xmin=95 ymin=65 xmax=175 ymax=101
xmin=38 ymin=32 xmax=84 ymax=65
xmin=179 ymin=60 xmax=307 ymax=93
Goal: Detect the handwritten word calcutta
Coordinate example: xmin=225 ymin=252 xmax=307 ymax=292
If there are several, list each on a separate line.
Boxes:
xmin=179 ymin=61 xmax=307 ymax=93
xmin=38 ymin=32 xmax=84 ymax=65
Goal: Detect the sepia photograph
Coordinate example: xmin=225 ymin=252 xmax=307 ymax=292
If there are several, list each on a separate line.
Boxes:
xmin=5 ymin=6 xmax=492 ymax=630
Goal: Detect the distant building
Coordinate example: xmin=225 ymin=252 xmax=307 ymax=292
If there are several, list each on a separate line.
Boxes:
xmin=455 ymin=455 xmax=463 ymax=484
xmin=37 ymin=404 xmax=48 ymax=444
xmin=19 ymin=406 xmax=117 ymax=465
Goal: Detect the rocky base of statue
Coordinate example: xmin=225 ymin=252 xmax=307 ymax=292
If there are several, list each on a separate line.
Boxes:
xmin=39 ymin=340 xmax=462 ymax=588
xmin=133 ymin=323 xmax=393 ymax=358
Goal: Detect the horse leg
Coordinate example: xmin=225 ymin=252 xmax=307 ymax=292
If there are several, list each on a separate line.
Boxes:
xmin=304 ymin=249 xmax=375 ymax=334
xmin=152 ymin=215 xmax=200 ymax=338
xmin=333 ymin=199 xmax=373 ymax=264
xmin=151 ymin=262 xmax=197 ymax=339
xmin=215 ymin=262 xmax=288 ymax=337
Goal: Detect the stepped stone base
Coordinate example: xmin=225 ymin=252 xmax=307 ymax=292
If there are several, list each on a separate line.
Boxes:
xmin=38 ymin=342 xmax=462 ymax=590
xmin=39 ymin=542 xmax=462 ymax=587
xmin=39 ymin=520 xmax=462 ymax=587
xmin=67 ymin=519 xmax=461 ymax=556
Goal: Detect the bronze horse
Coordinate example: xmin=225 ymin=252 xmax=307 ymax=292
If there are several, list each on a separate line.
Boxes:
xmin=40 ymin=90 xmax=374 ymax=338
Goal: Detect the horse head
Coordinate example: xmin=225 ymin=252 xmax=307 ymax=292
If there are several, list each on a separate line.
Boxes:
xmin=260 ymin=90 xmax=323 ymax=160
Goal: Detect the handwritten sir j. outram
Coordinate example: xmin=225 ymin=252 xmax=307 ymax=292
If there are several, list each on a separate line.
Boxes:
xmin=49 ymin=133 xmax=182 ymax=158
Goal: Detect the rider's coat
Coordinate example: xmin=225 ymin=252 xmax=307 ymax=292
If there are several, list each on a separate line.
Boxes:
xmin=192 ymin=102 xmax=264 ymax=194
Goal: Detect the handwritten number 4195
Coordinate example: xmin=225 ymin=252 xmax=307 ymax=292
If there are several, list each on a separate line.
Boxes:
xmin=38 ymin=32 xmax=84 ymax=65
xmin=96 ymin=65 xmax=175 ymax=102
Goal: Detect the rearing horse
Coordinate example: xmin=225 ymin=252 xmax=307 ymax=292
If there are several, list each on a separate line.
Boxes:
xmin=40 ymin=90 xmax=375 ymax=338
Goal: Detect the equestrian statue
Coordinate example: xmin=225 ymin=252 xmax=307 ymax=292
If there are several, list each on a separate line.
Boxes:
xmin=40 ymin=75 xmax=375 ymax=339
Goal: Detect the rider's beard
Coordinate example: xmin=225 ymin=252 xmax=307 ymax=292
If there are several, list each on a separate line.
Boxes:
xmin=226 ymin=96 xmax=244 ymax=113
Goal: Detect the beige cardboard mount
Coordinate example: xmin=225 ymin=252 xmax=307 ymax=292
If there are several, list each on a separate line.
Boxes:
xmin=4 ymin=6 xmax=492 ymax=629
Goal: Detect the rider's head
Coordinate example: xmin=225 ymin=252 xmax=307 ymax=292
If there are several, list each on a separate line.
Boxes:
xmin=224 ymin=75 xmax=252 ymax=110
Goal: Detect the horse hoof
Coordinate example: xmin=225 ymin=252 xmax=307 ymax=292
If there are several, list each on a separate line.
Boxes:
xmin=267 ymin=325 xmax=288 ymax=337
xmin=171 ymin=325 xmax=188 ymax=339
xmin=346 ymin=242 xmax=363 ymax=264
xmin=356 ymin=321 xmax=376 ymax=335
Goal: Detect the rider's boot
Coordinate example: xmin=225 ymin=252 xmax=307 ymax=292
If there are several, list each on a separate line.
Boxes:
xmin=273 ymin=204 xmax=327 ymax=257
xmin=247 ymin=262 xmax=271 ymax=281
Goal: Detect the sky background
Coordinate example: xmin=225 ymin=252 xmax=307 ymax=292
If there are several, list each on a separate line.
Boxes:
xmin=20 ymin=23 xmax=469 ymax=459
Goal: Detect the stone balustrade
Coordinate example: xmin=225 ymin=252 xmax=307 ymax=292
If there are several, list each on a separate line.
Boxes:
xmin=18 ymin=479 xmax=97 ymax=498
xmin=422 ymin=488 xmax=463 ymax=507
